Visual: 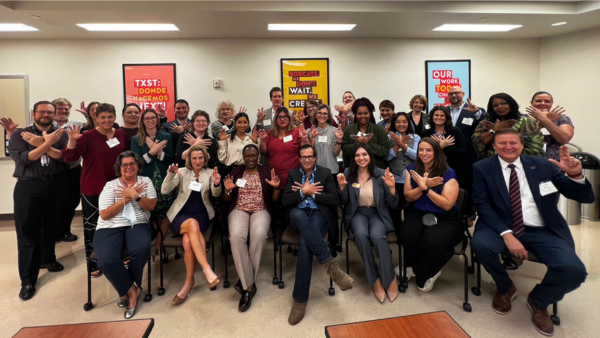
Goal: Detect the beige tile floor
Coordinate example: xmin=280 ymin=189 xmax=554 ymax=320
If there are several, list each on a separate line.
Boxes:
xmin=0 ymin=218 xmax=599 ymax=338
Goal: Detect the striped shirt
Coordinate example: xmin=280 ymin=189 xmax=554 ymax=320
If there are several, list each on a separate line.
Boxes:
xmin=97 ymin=176 xmax=157 ymax=230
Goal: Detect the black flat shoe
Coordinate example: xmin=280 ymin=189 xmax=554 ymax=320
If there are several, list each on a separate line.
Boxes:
xmin=238 ymin=286 xmax=257 ymax=312
xmin=41 ymin=262 xmax=64 ymax=272
xmin=234 ymin=279 xmax=243 ymax=295
xmin=57 ymin=233 xmax=78 ymax=242
xmin=19 ymin=285 xmax=36 ymax=301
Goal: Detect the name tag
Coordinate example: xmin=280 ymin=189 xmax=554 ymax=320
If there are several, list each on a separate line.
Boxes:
xmin=542 ymin=143 xmax=547 ymax=153
xmin=263 ymin=119 xmax=272 ymax=126
xmin=283 ymin=135 xmax=293 ymax=143
xmin=540 ymin=128 xmax=551 ymax=136
xmin=222 ymin=125 xmax=229 ymax=130
xmin=462 ymin=117 xmax=474 ymax=126
xmin=352 ymin=183 xmax=360 ymax=188
xmin=236 ymin=179 xmax=247 ymax=188
xmin=189 ymin=181 xmax=202 ymax=192
xmin=540 ymin=181 xmax=558 ymax=196
xmin=318 ymin=135 xmax=328 ymax=143
xmin=424 ymin=124 xmax=430 ymax=130
xmin=106 ymin=138 xmax=120 ymax=148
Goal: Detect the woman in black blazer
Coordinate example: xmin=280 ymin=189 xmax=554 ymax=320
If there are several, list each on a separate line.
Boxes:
xmin=338 ymin=144 xmax=399 ymax=303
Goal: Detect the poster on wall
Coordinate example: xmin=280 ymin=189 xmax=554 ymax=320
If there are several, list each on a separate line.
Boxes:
xmin=281 ymin=58 xmax=329 ymax=122
xmin=425 ymin=60 xmax=471 ymax=112
xmin=123 ymin=63 xmax=177 ymax=121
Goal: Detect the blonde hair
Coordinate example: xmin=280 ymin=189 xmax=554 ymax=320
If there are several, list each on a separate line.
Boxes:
xmin=185 ymin=145 xmax=210 ymax=170
xmin=52 ymin=98 xmax=72 ymax=108
xmin=215 ymin=100 xmax=236 ymax=119
xmin=409 ymin=95 xmax=428 ymax=110
xmin=270 ymin=107 xmax=295 ymax=137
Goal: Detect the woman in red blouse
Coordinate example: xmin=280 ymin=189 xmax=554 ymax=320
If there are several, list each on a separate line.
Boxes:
xmin=222 ymin=144 xmax=281 ymax=312
xmin=258 ymin=107 xmax=310 ymax=189
xmin=63 ymin=103 xmax=126 ymax=277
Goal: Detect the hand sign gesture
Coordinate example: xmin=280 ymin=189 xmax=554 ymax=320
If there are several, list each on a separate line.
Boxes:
xmin=334 ymin=124 xmax=344 ymax=141
xmin=465 ymin=98 xmax=479 ymax=113
xmin=258 ymin=129 xmax=268 ymax=141
xmin=257 ymin=108 xmax=266 ymax=123
xmin=146 ymin=137 xmax=167 ymax=156
xmin=432 ymin=134 xmax=455 ymax=148
xmin=75 ymin=101 xmax=88 ymax=116
xmin=238 ymin=107 xmax=247 ymax=116
xmin=309 ymin=126 xmax=320 ymax=139
xmin=250 ymin=127 xmax=259 ymax=143
xmin=218 ymin=128 xmax=229 ymax=141
xmin=383 ymin=168 xmax=395 ymax=188
xmin=298 ymin=127 xmax=308 ymax=141
xmin=212 ymin=167 xmax=221 ymax=186
xmin=293 ymin=177 xmax=323 ymax=196
xmin=168 ymin=163 xmax=181 ymax=176
xmin=549 ymin=145 xmax=583 ymax=177
xmin=156 ymin=104 xmax=166 ymax=117
xmin=493 ymin=119 xmax=517 ymax=132
xmin=426 ymin=176 xmax=444 ymax=188
xmin=66 ymin=125 xmax=82 ymax=141
xmin=337 ymin=173 xmax=348 ymax=187
xmin=410 ymin=170 xmax=429 ymax=190
xmin=223 ymin=174 xmax=236 ymax=191
xmin=1 ymin=117 xmax=19 ymax=132
xmin=546 ymin=106 xmax=566 ymax=122
xmin=42 ymin=128 xmax=64 ymax=145
xmin=388 ymin=132 xmax=405 ymax=147
xmin=265 ymin=168 xmax=281 ymax=187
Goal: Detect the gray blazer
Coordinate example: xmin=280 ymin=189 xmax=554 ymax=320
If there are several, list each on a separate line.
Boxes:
xmin=339 ymin=167 xmax=399 ymax=232
xmin=255 ymin=107 xmax=274 ymax=133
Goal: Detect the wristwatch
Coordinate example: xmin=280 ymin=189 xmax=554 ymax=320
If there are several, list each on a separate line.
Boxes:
xmin=311 ymin=193 xmax=316 ymax=199
xmin=135 ymin=196 xmax=142 ymax=202
xmin=489 ymin=129 xmax=496 ymax=135
xmin=422 ymin=188 xmax=430 ymax=195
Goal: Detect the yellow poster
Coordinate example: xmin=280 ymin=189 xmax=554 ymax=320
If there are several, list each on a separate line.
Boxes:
xmin=281 ymin=58 xmax=329 ymax=121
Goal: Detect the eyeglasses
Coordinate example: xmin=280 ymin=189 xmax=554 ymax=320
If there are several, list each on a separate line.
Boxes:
xmin=56 ymin=108 xmax=70 ymax=111
xmin=277 ymin=116 xmax=289 ymax=120
xmin=300 ymin=155 xmax=315 ymax=160
xmin=34 ymin=111 xmax=54 ymax=115
xmin=196 ymin=120 xmax=208 ymax=124
xmin=143 ymin=117 xmax=157 ymax=121
xmin=306 ymin=106 xmax=316 ymax=110
xmin=316 ymin=112 xmax=329 ymax=117
xmin=121 ymin=163 xmax=137 ymax=168
xmin=448 ymin=92 xmax=463 ymax=96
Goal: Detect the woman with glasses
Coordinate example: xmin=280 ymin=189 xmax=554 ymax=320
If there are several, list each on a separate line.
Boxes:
xmin=222 ymin=144 xmax=281 ymax=312
xmin=176 ymin=110 xmax=218 ymax=169
xmin=218 ymin=112 xmax=259 ymax=177
xmin=131 ymin=108 xmax=174 ymax=260
xmin=309 ymin=104 xmax=344 ymax=178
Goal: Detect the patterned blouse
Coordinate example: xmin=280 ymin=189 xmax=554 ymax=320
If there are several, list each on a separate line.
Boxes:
xmin=234 ymin=172 xmax=266 ymax=213
xmin=473 ymin=116 xmax=544 ymax=160
xmin=542 ymin=116 xmax=574 ymax=161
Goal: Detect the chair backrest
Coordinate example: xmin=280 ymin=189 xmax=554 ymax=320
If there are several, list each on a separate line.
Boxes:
xmin=456 ymin=188 xmax=468 ymax=217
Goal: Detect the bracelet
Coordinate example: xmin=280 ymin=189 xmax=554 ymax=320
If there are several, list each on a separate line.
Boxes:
xmin=225 ymin=190 xmax=231 ymax=196
xmin=336 ymin=142 xmax=342 ymax=145
xmin=567 ymin=172 xmax=583 ymax=178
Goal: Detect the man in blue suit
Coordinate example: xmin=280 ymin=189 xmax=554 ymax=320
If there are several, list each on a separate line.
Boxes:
xmin=471 ymin=128 xmax=594 ymax=336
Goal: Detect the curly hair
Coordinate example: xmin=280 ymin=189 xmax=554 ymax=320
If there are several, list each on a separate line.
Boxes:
xmin=351 ymin=97 xmax=376 ymax=124
xmin=215 ymin=100 xmax=236 ymax=119
xmin=114 ymin=151 xmax=144 ymax=177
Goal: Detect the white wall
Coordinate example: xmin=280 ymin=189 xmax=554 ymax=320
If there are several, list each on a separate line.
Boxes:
xmin=0 ymin=38 xmax=540 ymax=214
xmin=540 ymin=26 xmax=600 ymax=157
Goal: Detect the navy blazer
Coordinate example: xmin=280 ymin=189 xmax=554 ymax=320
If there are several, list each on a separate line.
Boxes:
xmin=339 ymin=167 xmax=399 ymax=233
xmin=473 ymin=154 xmax=595 ymax=249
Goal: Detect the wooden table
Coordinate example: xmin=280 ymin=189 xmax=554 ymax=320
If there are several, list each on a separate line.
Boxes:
xmin=13 ymin=318 xmax=154 ymax=338
xmin=325 ymin=311 xmax=469 ymax=338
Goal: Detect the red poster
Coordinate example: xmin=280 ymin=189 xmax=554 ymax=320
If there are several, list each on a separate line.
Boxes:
xmin=123 ymin=64 xmax=177 ymax=120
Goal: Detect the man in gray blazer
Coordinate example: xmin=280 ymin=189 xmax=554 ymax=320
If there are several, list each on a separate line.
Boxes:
xmin=283 ymin=145 xmax=354 ymax=325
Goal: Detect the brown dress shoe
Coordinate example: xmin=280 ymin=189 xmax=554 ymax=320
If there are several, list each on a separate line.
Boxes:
xmin=323 ymin=260 xmax=354 ymax=291
xmin=527 ymin=294 xmax=554 ymax=336
xmin=288 ymin=301 xmax=307 ymax=325
xmin=492 ymin=283 xmax=517 ymax=314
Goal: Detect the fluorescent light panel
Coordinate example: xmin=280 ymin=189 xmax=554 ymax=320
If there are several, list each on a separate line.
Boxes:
xmin=552 ymin=22 xmax=567 ymax=26
xmin=433 ymin=24 xmax=522 ymax=32
xmin=0 ymin=23 xmax=38 ymax=32
xmin=77 ymin=24 xmax=179 ymax=32
xmin=269 ymin=24 xmax=355 ymax=31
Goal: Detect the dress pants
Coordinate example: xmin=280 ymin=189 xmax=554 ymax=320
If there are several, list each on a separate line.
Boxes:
xmin=14 ymin=174 xmax=67 ymax=286
xmin=228 ymin=209 xmax=270 ymax=290
xmin=471 ymin=226 xmax=587 ymax=310
xmin=94 ymin=224 xmax=151 ymax=297
xmin=288 ymin=207 xmax=331 ymax=303
xmin=399 ymin=208 xmax=464 ymax=288
xmin=59 ymin=165 xmax=81 ymax=237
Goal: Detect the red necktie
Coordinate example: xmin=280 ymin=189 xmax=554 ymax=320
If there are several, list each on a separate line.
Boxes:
xmin=508 ymin=164 xmax=525 ymax=237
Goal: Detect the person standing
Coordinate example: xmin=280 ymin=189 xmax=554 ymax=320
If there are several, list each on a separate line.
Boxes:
xmin=9 ymin=101 xmax=69 ymax=300
xmin=160 ymin=99 xmax=191 ymax=154
xmin=255 ymin=87 xmax=284 ymax=133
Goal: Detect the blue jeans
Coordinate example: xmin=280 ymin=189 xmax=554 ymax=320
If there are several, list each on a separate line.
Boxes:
xmin=289 ymin=207 xmax=332 ymax=303
xmin=471 ymin=226 xmax=587 ymax=310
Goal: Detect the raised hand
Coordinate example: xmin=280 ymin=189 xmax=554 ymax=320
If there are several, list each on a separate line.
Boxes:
xmin=309 ymin=126 xmax=320 ymax=139
xmin=1 ymin=117 xmax=19 ymax=132
xmin=334 ymin=124 xmax=344 ymax=141
xmin=66 ymin=125 xmax=82 ymax=141
xmin=145 ymin=136 xmax=155 ymax=149
xmin=465 ymin=98 xmax=479 ymax=113
xmin=218 ymin=128 xmax=229 ymax=141
xmin=336 ymin=113 xmax=347 ymax=124
xmin=388 ymin=132 xmax=405 ymax=147
xmin=426 ymin=176 xmax=444 ymax=188
xmin=480 ymin=120 xmax=495 ymax=131
xmin=493 ymin=119 xmax=517 ymax=132
xmin=168 ymin=163 xmax=181 ymax=175
xmin=250 ymin=127 xmax=259 ymax=143
xmin=337 ymin=173 xmax=348 ymax=187
xmin=410 ymin=170 xmax=429 ymax=190
xmin=183 ymin=133 xmax=197 ymax=146
xmin=20 ymin=131 xmax=44 ymax=147
xmin=265 ymin=168 xmax=281 ymax=188
xmin=212 ymin=167 xmax=221 ymax=186
xmin=156 ymin=103 xmax=166 ymax=117
xmin=298 ymin=127 xmax=308 ymax=142
xmin=334 ymin=105 xmax=345 ymax=114
xmin=298 ymin=112 xmax=307 ymax=123
xmin=384 ymin=123 xmax=391 ymax=133
xmin=42 ymin=128 xmax=64 ymax=145
xmin=258 ymin=129 xmax=268 ymax=141
xmin=170 ymin=122 xmax=190 ymax=134
xmin=147 ymin=138 xmax=167 ymax=156
xmin=525 ymin=106 xmax=548 ymax=122
xmin=223 ymin=174 xmax=236 ymax=191
xmin=238 ymin=107 xmax=247 ymax=116
xmin=549 ymin=145 xmax=583 ymax=177
xmin=257 ymin=108 xmax=266 ymax=123
xmin=75 ymin=101 xmax=87 ymax=116
xmin=383 ymin=168 xmax=395 ymax=188
xmin=547 ymin=106 xmax=566 ymax=122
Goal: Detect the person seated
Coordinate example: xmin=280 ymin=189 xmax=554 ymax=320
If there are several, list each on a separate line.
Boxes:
xmin=94 ymin=151 xmax=157 ymax=319
xmin=282 ymin=145 xmax=354 ymax=325
xmin=471 ymin=129 xmax=594 ymax=336
xmin=338 ymin=144 xmax=399 ymax=303
xmin=400 ymin=137 xmax=464 ymax=292
xmin=161 ymin=145 xmax=222 ymax=306
xmin=222 ymin=144 xmax=281 ymax=312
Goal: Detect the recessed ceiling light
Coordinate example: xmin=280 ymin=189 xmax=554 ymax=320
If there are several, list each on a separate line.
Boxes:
xmin=433 ymin=24 xmax=522 ymax=32
xmin=268 ymin=24 xmax=356 ymax=31
xmin=552 ymin=22 xmax=567 ymax=26
xmin=31 ymin=15 xmax=41 ymax=20
xmin=0 ymin=23 xmax=38 ymax=32
xmin=76 ymin=24 xmax=179 ymax=32
xmin=479 ymin=17 xmax=488 ymax=21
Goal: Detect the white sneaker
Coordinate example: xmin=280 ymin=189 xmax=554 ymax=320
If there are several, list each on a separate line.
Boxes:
xmin=418 ymin=270 xmax=442 ymax=292
xmin=394 ymin=266 xmax=416 ymax=280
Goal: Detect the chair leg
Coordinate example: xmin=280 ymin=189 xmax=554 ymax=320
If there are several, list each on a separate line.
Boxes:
xmin=158 ymin=246 xmax=165 ymax=296
xmin=345 ymin=236 xmax=350 ymax=274
xmin=272 ymin=239 xmax=278 ymax=285
xmin=551 ymin=302 xmax=560 ymax=325
xmin=144 ymin=256 xmax=153 ymax=302
xmin=210 ymin=241 xmax=217 ymax=291
xmin=396 ymin=243 xmax=401 ymax=288
xmin=328 ymin=277 xmax=335 ymax=296
xmin=278 ymin=242 xmax=284 ymax=289
xmin=471 ymin=259 xmax=481 ymax=296
xmin=462 ymin=253 xmax=472 ymax=312
xmin=224 ymin=239 xmax=230 ymax=288
xmin=83 ymin=257 xmax=94 ymax=311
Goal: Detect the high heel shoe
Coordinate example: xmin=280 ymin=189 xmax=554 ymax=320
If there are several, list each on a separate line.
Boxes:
xmin=172 ymin=280 xmax=195 ymax=306
xmin=374 ymin=289 xmax=386 ymax=303
xmin=208 ymin=276 xmax=221 ymax=289
xmin=124 ymin=287 xmax=142 ymax=319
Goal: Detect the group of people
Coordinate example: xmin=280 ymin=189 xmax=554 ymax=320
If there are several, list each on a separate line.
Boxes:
xmin=3 ymin=85 xmax=592 ymax=336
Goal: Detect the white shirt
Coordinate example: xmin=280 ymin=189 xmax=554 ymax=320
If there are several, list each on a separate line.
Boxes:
xmin=450 ymin=102 xmax=483 ymax=126
xmin=97 ymin=176 xmax=157 ymax=230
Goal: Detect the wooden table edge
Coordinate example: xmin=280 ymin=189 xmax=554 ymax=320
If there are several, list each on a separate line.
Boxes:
xmin=13 ymin=318 xmax=155 ymax=338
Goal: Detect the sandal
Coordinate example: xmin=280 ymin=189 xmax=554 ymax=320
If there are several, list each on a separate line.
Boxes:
xmin=91 ymin=269 xmax=103 ymax=278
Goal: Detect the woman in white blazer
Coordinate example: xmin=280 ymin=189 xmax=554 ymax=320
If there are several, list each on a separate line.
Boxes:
xmin=161 ymin=145 xmax=222 ymax=306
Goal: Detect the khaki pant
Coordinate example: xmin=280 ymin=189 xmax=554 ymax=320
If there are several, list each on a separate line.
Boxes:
xmin=228 ymin=209 xmax=270 ymax=290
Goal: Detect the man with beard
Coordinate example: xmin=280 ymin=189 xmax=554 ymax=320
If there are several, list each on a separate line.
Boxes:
xmin=160 ymin=99 xmax=192 ymax=153
xmin=8 ymin=101 xmax=69 ymax=300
